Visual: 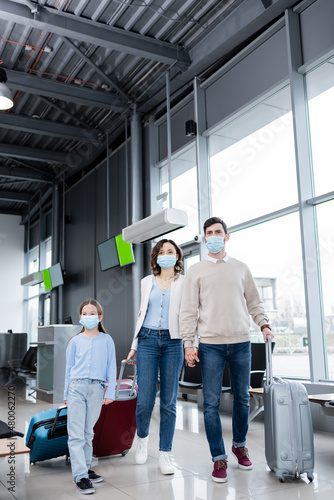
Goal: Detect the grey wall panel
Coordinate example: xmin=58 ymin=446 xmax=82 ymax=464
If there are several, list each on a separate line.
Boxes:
xmin=63 ymin=171 xmax=96 ymax=322
xmin=300 ymin=0 xmax=334 ymax=67
xmin=158 ymin=100 xmax=194 ymax=162
xmin=63 ymin=145 xmax=137 ymax=370
xmin=95 ymin=147 xmax=136 ymax=366
xmin=206 ymin=27 xmax=289 ymax=131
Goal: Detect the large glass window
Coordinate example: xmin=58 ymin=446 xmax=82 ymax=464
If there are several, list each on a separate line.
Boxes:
xmin=209 ymin=87 xmax=298 ymax=227
xmin=159 ymin=145 xmax=199 ymax=244
xmin=227 ymin=213 xmax=309 ymax=378
xmin=316 ymin=200 xmax=334 ymax=380
xmin=306 ymin=59 xmax=334 ymax=197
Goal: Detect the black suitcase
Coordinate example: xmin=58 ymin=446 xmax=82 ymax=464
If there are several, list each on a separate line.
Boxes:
xmin=26 ymin=404 xmax=69 ymax=463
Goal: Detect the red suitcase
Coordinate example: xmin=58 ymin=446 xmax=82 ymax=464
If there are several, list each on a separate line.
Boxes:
xmin=93 ymin=359 xmax=137 ymax=457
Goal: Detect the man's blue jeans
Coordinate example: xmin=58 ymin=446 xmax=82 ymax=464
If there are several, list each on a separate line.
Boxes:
xmin=136 ymin=327 xmax=183 ymax=452
xmin=199 ymin=341 xmax=251 ymax=461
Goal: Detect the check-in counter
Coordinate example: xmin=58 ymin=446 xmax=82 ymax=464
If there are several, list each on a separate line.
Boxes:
xmin=34 ymin=325 xmax=79 ymax=403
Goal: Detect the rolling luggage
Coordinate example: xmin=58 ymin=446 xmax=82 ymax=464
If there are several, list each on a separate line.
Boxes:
xmin=263 ymin=337 xmax=314 ymax=482
xmin=93 ymin=359 xmax=137 ymax=457
xmin=26 ymin=404 xmax=69 ymax=463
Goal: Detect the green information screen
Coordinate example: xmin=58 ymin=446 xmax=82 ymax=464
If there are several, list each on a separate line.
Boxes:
xmin=42 ymin=268 xmax=52 ymax=291
xmin=115 ymin=234 xmax=135 ymax=267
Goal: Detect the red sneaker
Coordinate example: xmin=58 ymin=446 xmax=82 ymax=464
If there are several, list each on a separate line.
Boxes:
xmin=212 ymin=459 xmax=228 ymax=482
xmin=231 ymin=446 xmax=253 ymax=470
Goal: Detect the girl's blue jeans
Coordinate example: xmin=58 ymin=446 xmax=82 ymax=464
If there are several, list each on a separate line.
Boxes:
xmin=136 ymin=327 xmax=183 ymax=452
xmin=67 ymin=378 xmax=105 ymax=482
xmin=199 ymin=341 xmax=251 ymax=461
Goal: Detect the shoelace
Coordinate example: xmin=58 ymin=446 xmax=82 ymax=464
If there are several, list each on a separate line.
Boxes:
xmin=160 ymin=453 xmax=171 ymax=464
xmin=215 ymin=459 xmax=227 ymax=470
xmin=80 ymin=478 xmax=92 ymax=486
xmin=238 ymin=447 xmax=249 ymax=457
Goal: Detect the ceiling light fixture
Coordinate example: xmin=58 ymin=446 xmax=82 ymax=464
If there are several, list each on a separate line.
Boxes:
xmin=0 ymin=69 xmax=14 ymax=111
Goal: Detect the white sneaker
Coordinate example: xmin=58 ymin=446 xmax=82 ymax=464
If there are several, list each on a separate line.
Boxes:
xmin=135 ymin=436 xmax=149 ymax=464
xmin=158 ymin=451 xmax=175 ymax=475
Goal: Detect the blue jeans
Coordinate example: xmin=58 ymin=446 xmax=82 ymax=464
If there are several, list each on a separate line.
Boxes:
xmin=200 ymin=341 xmax=251 ymax=461
xmin=136 ymin=327 xmax=183 ymax=452
xmin=67 ymin=379 xmax=105 ymax=482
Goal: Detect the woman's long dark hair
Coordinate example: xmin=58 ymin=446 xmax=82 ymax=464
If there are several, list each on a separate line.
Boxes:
xmin=150 ymin=239 xmax=183 ymax=276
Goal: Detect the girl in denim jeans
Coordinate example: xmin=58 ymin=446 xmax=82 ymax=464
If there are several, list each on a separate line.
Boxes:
xmin=64 ymin=299 xmax=116 ymax=495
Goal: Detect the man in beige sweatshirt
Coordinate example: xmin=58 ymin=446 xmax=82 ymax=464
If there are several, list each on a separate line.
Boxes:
xmin=179 ymin=216 xmax=273 ymax=483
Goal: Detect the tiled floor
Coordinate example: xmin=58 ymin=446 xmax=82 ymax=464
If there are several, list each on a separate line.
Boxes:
xmin=0 ymin=383 xmax=333 ymax=500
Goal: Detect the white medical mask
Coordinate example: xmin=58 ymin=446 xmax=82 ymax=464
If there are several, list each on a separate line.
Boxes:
xmin=205 ymin=236 xmax=225 ymax=254
xmin=79 ymin=315 xmax=100 ymax=330
xmin=157 ymin=255 xmax=177 ymax=269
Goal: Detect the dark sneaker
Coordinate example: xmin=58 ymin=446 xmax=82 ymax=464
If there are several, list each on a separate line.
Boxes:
xmin=76 ymin=477 xmax=95 ymax=494
xmin=231 ymin=446 xmax=253 ymax=470
xmin=88 ymin=470 xmax=103 ymax=483
xmin=212 ymin=459 xmax=228 ymax=482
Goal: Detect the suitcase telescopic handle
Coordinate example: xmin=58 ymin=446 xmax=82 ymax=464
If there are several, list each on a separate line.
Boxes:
xmin=265 ymin=335 xmax=273 ymax=389
xmin=115 ymin=359 xmax=137 ymax=398
xmin=50 ymin=404 xmax=67 ymax=437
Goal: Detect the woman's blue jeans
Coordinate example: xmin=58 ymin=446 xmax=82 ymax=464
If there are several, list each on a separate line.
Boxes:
xmin=199 ymin=341 xmax=251 ymax=461
xmin=136 ymin=327 xmax=183 ymax=452
xmin=67 ymin=379 xmax=105 ymax=482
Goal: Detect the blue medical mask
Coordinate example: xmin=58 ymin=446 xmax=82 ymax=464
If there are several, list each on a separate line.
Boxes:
xmin=157 ymin=255 xmax=177 ymax=269
xmin=79 ymin=315 xmax=100 ymax=330
xmin=205 ymin=236 xmax=225 ymax=254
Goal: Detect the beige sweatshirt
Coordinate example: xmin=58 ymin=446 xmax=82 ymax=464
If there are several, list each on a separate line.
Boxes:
xmin=180 ymin=257 xmax=269 ymax=347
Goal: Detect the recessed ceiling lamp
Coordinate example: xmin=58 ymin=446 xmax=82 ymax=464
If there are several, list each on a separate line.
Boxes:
xmin=0 ymin=69 xmax=14 ymax=111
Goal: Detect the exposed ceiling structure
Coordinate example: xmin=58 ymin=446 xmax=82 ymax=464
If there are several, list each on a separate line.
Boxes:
xmin=0 ymin=0 xmax=300 ymax=220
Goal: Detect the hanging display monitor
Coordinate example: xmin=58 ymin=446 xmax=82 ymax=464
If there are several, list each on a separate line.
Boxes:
xmin=42 ymin=262 xmax=64 ymax=291
xmin=115 ymin=234 xmax=135 ymax=267
xmin=97 ymin=237 xmax=120 ymax=271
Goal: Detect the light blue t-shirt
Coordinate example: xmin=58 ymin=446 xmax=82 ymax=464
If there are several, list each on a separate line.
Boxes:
xmin=64 ymin=332 xmax=116 ymax=400
xmin=142 ymin=277 xmax=171 ymax=330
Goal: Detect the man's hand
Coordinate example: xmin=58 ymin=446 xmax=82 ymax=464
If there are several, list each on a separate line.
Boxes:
xmin=262 ymin=327 xmax=274 ymax=342
xmin=184 ymin=347 xmax=199 ymax=367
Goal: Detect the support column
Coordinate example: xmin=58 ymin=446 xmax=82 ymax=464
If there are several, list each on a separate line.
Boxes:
xmin=285 ymin=8 xmax=326 ymax=381
xmin=130 ymin=106 xmax=144 ymax=322
xmin=50 ymin=183 xmax=60 ymax=324
xmin=194 ymin=77 xmax=210 ymax=259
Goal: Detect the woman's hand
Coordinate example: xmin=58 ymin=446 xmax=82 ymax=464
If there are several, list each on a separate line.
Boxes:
xmin=184 ymin=347 xmax=199 ymax=367
xmin=103 ymin=398 xmax=114 ymax=405
xmin=127 ymin=349 xmax=137 ymax=363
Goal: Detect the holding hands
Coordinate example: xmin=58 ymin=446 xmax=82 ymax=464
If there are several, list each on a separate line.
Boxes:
xmin=184 ymin=347 xmax=199 ymax=367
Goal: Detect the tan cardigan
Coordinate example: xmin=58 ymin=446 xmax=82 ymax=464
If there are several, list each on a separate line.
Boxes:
xmin=180 ymin=257 xmax=269 ymax=348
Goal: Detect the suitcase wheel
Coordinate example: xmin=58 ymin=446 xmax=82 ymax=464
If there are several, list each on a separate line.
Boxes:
xmin=122 ymin=450 xmax=129 ymax=456
xmin=308 ymin=474 xmax=314 ymax=482
xmin=279 ymin=478 xmax=284 ymax=483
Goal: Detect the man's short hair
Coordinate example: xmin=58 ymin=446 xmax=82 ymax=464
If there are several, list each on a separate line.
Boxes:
xmin=203 ymin=217 xmax=228 ymax=235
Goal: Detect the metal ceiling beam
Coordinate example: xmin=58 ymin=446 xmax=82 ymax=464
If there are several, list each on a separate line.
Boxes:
xmin=61 ymin=36 xmax=131 ymax=103
xmin=0 ymin=143 xmax=78 ymax=166
xmin=0 ymin=189 xmax=31 ymax=203
xmin=0 ymin=0 xmax=191 ymax=70
xmin=5 ymin=69 xmax=125 ymax=110
xmin=0 ymin=165 xmax=53 ymax=183
xmin=0 ymin=113 xmax=101 ymax=143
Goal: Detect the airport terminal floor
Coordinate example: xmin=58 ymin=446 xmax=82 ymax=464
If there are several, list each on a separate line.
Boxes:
xmin=0 ymin=383 xmax=333 ymax=500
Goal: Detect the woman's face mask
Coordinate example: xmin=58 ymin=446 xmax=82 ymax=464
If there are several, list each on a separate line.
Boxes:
xmin=157 ymin=255 xmax=177 ymax=269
